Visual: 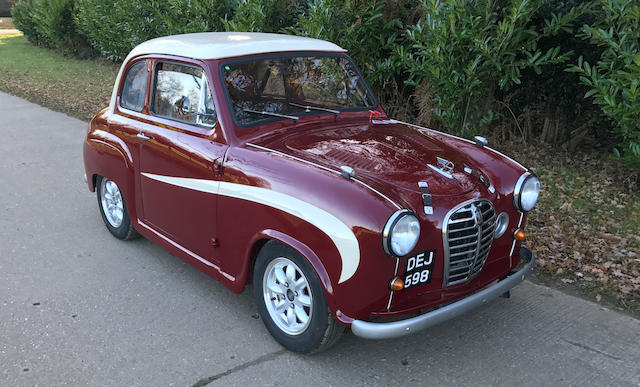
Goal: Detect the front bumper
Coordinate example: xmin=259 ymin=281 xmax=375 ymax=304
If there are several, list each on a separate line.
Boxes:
xmin=351 ymin=246 xmax=536 ymax=339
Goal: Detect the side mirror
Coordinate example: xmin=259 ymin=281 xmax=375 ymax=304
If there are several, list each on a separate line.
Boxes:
xmin=178 ymin=96 xmax=191 ymax=115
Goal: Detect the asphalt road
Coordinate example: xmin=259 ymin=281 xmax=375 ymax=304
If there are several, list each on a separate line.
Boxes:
xmin=1 ymin=91 xmax=639 ymax=386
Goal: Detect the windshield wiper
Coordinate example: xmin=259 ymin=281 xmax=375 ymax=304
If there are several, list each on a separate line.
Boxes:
xmin=243 ymin=109 xmax=298 ymax=122
xmin=289 ymin=102 xmax=340 ymax=116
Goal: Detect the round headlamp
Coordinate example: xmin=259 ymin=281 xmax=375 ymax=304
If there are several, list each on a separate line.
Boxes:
xmin=513 ymin=173 xmax=540 ymax=212
xmin=383 ymin=210 xmax=420 ymax=257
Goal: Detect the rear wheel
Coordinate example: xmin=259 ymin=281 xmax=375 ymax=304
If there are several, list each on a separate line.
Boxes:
xmin=253 ymin=241 xmax=344 ymax=353
xmin=96 ymin=176 xmax=138 ymax=240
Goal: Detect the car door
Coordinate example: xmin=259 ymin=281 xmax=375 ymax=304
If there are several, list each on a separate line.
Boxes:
xmin=138 ymin=59 xmax=227 ymax=265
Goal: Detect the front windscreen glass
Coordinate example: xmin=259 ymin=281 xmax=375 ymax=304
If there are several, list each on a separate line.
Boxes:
xmin=221 ymin=54 xmax=376 ymax=126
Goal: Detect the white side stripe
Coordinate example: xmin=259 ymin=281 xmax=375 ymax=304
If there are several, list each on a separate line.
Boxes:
xmin=141 ymin=172 xmax=360 ymax=283
xmin=142 ymin=173 xmax=221 ymax=194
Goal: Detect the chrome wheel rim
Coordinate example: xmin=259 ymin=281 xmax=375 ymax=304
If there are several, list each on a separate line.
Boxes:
xmin=263 ymin=257 xmax=313 ymax=335
xmin=100 ymin=178 xmax=124 ymax=228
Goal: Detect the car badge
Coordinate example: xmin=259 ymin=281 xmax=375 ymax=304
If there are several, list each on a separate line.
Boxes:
xmin=427 ymin=157 xmax=454 ymax=179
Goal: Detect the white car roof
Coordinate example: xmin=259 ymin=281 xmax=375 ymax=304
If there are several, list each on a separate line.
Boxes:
xmin=127 ymin=32 xmax=346 ymax=60
xmin=109 ymin=32 xmax=346 ymax=113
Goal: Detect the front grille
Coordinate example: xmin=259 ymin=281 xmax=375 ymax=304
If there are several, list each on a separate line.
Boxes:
xmin=443 ymin=199 xmax=496 ymax=286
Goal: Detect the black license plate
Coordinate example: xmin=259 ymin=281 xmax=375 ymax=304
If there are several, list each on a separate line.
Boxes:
xmin=403 ymin=250 xmax=436 ymax=289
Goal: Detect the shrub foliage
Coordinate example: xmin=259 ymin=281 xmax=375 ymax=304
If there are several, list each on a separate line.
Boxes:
xmin=11 ymin=0 xmax=640 ymax=167
xmin=568 ymin=0 xmax=640 ymax=167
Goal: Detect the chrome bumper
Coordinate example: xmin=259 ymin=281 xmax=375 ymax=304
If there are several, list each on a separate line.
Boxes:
xmin=351 ymin=246 xmax=536 ymax=339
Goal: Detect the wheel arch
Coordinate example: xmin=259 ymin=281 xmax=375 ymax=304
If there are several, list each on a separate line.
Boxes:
xmin=83 ymin=135 xmax=137 ymax=221
xmin=245 ymin=230 xmax=334 ymax=298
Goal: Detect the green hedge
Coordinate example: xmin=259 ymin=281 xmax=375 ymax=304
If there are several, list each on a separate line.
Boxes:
xmin=12 ymin=0 xmax=89 ymax=55
xmin=11 ymin=0 xmax=640 ymax=167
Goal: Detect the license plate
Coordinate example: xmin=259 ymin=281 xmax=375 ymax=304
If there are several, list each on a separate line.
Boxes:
xmin=403 ymin=250 xmax=436 ymax=289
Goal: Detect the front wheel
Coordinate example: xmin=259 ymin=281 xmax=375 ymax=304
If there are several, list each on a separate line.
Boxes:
xmin=253 ymin=241 xmax=345 ymax=353
xmin=96 ymin=176 xmax=138 ymax=240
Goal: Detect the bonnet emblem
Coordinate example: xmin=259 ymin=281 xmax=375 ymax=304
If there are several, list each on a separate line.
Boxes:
xmin=428 ymin=157 xmax=454 ymax=179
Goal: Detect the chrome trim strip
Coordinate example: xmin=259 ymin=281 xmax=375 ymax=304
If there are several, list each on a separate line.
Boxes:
xmin=485 ymin=146 xmax=526 ymax=171
xmin=386 ymin=258 xmax=400 ymax=311
xmin=353 ymin=180 xmax=401 ymax=210
xmin=351 ymin=247 xmax=536 ymax=339
xmin=509 ymin=212 xmax=524 ymax=259
xmin=137 ymin=220 xmax=236 ymax=281
xmin=246 ymin=143 xmax=401 ymax=210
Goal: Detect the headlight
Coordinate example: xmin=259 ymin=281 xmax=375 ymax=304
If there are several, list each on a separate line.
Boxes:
xmin=513 ymin=173 xmax=540 ymax=212
xmin=382 ymin=210 xmax=420 ymax=257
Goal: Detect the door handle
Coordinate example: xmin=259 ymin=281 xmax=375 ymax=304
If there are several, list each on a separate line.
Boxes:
xmin=137 ymin=133 xmax=151 ymax=140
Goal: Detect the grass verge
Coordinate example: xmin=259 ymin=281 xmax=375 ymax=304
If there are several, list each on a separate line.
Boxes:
xmin=1 ymin=34 xmax=638 ymax=317
xmin=0 ymin=35 xmax=118 ymax=120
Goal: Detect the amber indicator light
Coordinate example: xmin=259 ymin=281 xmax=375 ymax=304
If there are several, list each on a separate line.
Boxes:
xmin=514 ymin=229 xmax=526 ymax=241
xmin=390 ymin=276 xmax=405 ymax=291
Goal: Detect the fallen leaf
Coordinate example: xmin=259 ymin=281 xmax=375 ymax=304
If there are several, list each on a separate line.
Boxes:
xmin=599 ymin=233 xmax=622 ymax=243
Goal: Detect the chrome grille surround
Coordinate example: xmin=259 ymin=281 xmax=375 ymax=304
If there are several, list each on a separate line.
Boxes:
xmin=443 ymin=199 xmax=497 ymax=287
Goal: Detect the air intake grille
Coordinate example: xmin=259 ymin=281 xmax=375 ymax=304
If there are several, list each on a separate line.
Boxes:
xmin=443 ymin=199 xmax=496 ymax=286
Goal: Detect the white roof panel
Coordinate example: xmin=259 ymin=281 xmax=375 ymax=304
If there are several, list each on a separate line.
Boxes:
xmin=128 ymin=32 xmax=345 ymax=60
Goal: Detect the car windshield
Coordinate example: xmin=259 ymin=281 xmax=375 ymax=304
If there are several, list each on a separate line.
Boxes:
xmin=221 ymin=54 xmax=376 ymax=126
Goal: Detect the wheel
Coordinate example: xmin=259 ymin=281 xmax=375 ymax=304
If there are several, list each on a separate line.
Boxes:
xmin=253 ymin=241 xmax=345 ymax=354
xmin=96 ymin=175 xmax=138 ymax=240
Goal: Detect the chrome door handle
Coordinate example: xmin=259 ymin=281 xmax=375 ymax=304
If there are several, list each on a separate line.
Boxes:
xmin=137 ymin=133 xmax=151 ymax=140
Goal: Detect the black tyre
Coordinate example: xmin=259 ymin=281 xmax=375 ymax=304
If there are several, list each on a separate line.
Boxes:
xmin=96 ymin=175 xmax=138 ymax=240
xmin=253 ymin=241 xmax=345 ymax=353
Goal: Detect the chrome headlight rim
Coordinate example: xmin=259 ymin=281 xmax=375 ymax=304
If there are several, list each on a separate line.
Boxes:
xmin=513 ymin=172 xmax=540 ymax=212
xmin=382 ymin=209 xmax=420 ymax=257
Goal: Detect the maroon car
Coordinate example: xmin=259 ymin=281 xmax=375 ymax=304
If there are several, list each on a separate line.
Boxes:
xmin=83 ymin=32 xmax=540 ymax=353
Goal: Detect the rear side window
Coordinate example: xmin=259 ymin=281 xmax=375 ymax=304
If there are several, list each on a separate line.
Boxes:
xmin=120 ymin=61 xmax=148 ymax=112
xmin=152 ymin=62 xmax=216 ymax=127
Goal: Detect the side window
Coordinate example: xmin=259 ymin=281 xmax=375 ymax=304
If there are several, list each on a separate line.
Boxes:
xmin=120 ymin=61 xmax=148 ymax=112
xmin=152 ymin=62 xmax=216 ymax=127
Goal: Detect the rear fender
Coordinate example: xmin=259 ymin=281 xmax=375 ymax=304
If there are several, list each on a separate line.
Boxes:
xmin=83 ymin=131 xmax=136 ymax=220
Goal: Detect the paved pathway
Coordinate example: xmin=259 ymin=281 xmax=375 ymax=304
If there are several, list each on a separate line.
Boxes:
xmin=0 ymin=29 xmax=20 ymax=36
xmin=1 ymin=92 xmax=639 ymax=386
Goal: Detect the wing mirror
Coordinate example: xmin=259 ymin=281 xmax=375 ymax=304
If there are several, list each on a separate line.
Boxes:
xmin=177 ymin=96 xmax=191 ymax=115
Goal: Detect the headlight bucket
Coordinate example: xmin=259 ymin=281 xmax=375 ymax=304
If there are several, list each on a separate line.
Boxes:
xmin=383 ymin=209 xmax=421 ymax=257
xmin=513 ymin=173 xmax=540 ymax=212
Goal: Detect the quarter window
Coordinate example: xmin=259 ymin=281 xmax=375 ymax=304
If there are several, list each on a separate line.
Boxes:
xmin=152 ymin=62 xmax=216 ymax=127
xmin=120 ymin=61 xmax=148 ymax=112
